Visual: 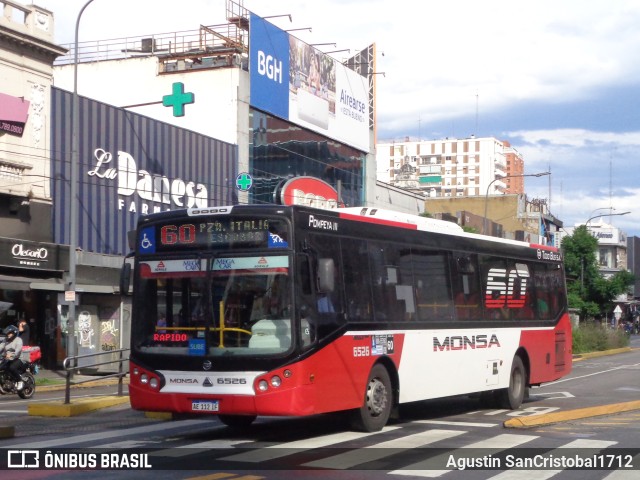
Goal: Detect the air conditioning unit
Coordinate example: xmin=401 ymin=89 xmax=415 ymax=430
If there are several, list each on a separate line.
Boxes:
xmin=141 ymin=38 xmax=156 ymax=52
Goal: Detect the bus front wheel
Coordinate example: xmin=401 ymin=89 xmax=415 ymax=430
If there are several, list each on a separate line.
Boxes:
xmin=497 ymin=355 xmax=526 ymax=409
xmin=349 ymin=364 xmax=392 ymax=432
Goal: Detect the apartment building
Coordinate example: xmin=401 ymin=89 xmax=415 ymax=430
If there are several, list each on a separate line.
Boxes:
xmin=376 ymin=136 xmax=524 ymax=198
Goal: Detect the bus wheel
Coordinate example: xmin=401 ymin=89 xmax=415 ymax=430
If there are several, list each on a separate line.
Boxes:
xmin=350 ymin=364 xmax=392 ymax=432
xmin=497 ymin=356 xmax=526 ymax=409
xmin=217 ymin=414 xmax=257 ymax=428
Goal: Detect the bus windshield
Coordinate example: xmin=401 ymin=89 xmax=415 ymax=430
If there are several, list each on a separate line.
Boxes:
xmin=133 ymin=255 xmax=293 ymax=356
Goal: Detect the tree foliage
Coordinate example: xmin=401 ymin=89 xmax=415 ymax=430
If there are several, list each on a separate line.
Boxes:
xmin=561 ymin=225 xmax=635 ymax=319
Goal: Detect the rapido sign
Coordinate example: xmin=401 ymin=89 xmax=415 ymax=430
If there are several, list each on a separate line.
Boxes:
xmin=276 ymin=177 xmax=341 ymax=209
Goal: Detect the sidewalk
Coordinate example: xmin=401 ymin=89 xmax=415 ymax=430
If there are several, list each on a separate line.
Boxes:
xmin=35 ymin=367 xmax=129 ymax=392
xmin=26 ymin=367 xmax=130 ymax=418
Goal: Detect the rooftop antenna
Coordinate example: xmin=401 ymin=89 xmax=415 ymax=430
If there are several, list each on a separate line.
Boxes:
xmin=609 ymin=157 xmax=613 ymax=222
xmin=475 ymin=90 xmax=479 ymax=136
xmin=548 ymin=162 xmax=551 ymax=212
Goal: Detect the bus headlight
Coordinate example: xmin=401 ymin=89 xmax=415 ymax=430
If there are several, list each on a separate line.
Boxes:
xmin=149 ymin=378 xmax=159 ymax=389
xmin=270 ymin=376 xmax=282 ymax=388
xmin=140 ymin=374 xmax=149 ymax=384
xmin=258 ymin=380 xmax=269 ymax=392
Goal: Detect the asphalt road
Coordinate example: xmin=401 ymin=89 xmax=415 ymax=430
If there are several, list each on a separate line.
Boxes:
xmin=0 ymin=338 xmax=638 ymax=479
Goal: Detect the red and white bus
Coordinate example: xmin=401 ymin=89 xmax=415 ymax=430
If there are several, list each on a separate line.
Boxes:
xmin=123 ymin=204 xmax=571 ymax=431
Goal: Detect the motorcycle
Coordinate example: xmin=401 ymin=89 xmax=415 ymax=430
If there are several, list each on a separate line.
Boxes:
xmin=0 ymin=360 xmax=37 ymax=399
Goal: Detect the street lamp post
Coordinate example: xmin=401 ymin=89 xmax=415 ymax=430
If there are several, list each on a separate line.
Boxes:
xmin=584 ymin=211 xmax=630 ymax=227
xmin=589 ymin=207 xmax=615 ymax=220
xmin=66 ymin=0 xmax=95 ymax=397
xmin=482 ymin=171 xmax=550 ymax=235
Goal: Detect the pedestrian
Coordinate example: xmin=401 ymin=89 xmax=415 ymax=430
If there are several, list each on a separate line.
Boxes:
xmin=18 ymin=318 xmax=30 ymax=345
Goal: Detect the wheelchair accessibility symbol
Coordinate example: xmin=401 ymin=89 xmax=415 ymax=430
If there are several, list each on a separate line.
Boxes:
xmin=139 ymin=227 xmax=155 ymax=253
xmin=141 ymin=234 xmax=152 ymax=249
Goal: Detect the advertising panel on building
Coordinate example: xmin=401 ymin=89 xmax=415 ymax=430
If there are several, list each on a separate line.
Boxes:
xmin=249 ymin=13 xmax=370 ymax=153
xmin=50 ymin=87 xmax=239 ymax=256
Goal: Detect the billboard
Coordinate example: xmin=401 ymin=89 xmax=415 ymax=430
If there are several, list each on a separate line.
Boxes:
xmin=50 ymin=87 xmax=238 ymax=256
xmin=249 ymin=13 xmax=370 ymax=153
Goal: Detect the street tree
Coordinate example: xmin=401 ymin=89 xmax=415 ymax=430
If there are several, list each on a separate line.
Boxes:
xmin=561 ymin=225 xmax=635 ymax=320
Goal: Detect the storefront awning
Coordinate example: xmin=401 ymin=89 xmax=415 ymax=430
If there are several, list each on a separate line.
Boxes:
xmin=0 ymin=275 xmax=115 ymax=294
xmin=0 ymin=274 xmax=39 ymax=291
xmin=29 ymin=280 xmax=116 ymax=294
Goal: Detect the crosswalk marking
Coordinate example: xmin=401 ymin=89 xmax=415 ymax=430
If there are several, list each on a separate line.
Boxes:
xmin=487 ymin=438 xmax=618 ymax=480
xmin=151 ymin=439 xmax=253 ymax=458
xmin=302 ymin=429 xmax=466 ymax=469
xmin=415 ymin=420 xmax=499 ymax=428
xmin=5 ymin=412 xmax=629 ymax=478
xmin=390 ymin=433 xmax=538 ymax=478
xmin=219 ymin=426 xmax=399 ymax=463
xmin=8 ymin=419 xmax=210 ymax=449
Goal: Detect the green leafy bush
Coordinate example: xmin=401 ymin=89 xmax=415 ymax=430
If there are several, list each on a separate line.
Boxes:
xmin=572 ymin=322 xmax=629 ymax=354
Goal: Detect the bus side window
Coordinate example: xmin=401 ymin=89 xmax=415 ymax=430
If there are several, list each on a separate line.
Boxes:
xmin=341 ymin=238 xmax=372 ymax=322
xmin=305 ymin=234 xmax=345 ymax=341
xmin=368 ymin=241 xmax=408 ymax=322
xmin=452 ymin=253 xmax=482 ymax=320
xmin=412 ymin=249 xmax=453 ymax=322
xmin=480 ymin=255 xmax=511 ymax=320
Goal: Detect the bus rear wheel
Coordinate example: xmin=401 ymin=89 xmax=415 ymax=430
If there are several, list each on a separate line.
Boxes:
xmin=497 ymin=355 xmax=526 ymax=409
xmin=349 ymin=364 xmax=392 ymax=432
xmin=217 ymin=414 xmax=257 ymax=428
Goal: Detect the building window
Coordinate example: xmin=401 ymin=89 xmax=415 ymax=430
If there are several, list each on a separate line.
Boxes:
xmin=249 ymin=109 xmax=365 ymax=207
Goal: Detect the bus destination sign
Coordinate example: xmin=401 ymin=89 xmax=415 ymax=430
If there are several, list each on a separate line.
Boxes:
xmin=139 ymin=218 xmax=289 ymax=253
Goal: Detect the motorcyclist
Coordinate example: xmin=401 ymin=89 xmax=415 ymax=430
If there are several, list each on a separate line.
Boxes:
xmin=0 ymin=325 xmax=25 ymax=390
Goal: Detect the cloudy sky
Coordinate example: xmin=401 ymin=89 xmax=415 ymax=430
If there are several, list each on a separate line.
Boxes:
xmin=40 ymin=0 xmax=640 ymax=236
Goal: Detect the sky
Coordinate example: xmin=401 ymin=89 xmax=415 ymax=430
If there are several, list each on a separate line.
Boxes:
xmin=38 ymin=0 xmax=640 ymax=237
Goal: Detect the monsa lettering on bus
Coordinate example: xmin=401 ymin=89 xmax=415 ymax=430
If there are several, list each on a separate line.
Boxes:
xmin=169 ymin=378 xmax=199 ymax=384
xmin=88 ymin=148 xmax=208 ymax=212
xmin=432 ymin=334 xmax=501 ymax=352
xmin=257 ymin=50 xmax=283 ymax=83
xmin=308 ymin=215 xmax=338 ymax=231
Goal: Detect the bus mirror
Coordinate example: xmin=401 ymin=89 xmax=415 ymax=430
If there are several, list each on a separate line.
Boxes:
xmin=127 ymin=230 xmax=137 ymax=251
xmin=120 ymin=262 xmax=132 ymax=296
xmin=317 ymin=258 xmax=335 ymax=293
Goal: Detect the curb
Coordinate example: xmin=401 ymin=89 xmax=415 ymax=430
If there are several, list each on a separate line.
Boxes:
xmin=504 ymin=400 xmax=640 ymax=429
xmin=28 ymin=396 xmax=131 ymax=417
xmin=572 ymin=347 xmax=632 ymax=361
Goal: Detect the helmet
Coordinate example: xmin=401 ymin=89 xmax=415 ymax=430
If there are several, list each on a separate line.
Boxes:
xmin=2 ymin=325 xmax=18 ymax=337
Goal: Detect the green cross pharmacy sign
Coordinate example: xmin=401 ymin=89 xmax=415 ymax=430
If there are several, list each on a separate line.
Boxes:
xmin=162 ymin=82 xmax=194 ymax=117
xmin=236 ymin=173 xmax=253 ymax=191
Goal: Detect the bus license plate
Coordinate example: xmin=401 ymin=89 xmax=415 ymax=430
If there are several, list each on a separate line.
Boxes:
xmin=192 ymin=400 xmax=219 ymax=412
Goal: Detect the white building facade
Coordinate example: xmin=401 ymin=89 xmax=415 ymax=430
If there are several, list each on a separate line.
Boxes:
xmin=563 ymin=220 xmax=628 ymax=278
xmin=376 ymin=136 xmax=524 ymax=198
